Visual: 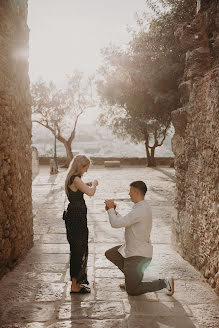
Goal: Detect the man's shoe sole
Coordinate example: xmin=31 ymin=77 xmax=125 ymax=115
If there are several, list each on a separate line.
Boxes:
xmin=167 ymin=278 xmax=174 ymax=296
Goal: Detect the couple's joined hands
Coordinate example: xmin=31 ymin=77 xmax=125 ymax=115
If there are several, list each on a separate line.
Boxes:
xmin=105 ymin=199 xmax=117 ymax=212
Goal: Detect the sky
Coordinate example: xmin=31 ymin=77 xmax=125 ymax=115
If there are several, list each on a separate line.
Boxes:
xmin=28 ymin=0 xmax=148 ymax=84
xmin=28 ymin=0 xmax=148 ymax=123
xmin=29 ymin=1 xmax=173 ymax=156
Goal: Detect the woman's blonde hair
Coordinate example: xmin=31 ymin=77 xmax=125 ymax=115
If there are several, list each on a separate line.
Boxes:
xmin=65 ymin=154 xmax=91 ymax=196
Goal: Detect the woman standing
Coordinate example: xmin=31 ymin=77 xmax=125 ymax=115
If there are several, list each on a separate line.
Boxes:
xmin=64 ymin=154 xmax=98 ymax=294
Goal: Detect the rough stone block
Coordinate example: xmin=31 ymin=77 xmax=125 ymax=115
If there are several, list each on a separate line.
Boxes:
xmin=0 ymin=1 xmax=32 ymax=279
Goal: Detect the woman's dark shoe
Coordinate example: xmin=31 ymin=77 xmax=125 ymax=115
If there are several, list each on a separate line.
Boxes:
xmin=70 ymin=285 xmax=91 ymax=294
xmin=119 ymin=283 xmax=126 ymax=290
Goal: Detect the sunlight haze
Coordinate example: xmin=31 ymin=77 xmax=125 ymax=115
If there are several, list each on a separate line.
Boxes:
xmin=28 ymin=0 xmax=174 ymax=160
xmin=28 ymin=0 xmax=147 ymax=84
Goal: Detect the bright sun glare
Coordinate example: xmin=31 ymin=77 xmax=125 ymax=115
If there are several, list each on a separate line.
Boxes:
xmin=28 ymin=0 xmax=146 ymax=85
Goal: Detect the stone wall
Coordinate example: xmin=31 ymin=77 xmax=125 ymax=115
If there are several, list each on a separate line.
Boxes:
xmin=172 ymin=0 xmax=219 ymax=294
xmin=0 ymin=1 xmax=33 ymax=278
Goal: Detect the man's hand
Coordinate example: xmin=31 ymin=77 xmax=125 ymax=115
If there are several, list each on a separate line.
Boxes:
xmin=105 ymin=199 xmax=116 ymax=210
xmin=105 ymin=200 xmax=118 ymax=215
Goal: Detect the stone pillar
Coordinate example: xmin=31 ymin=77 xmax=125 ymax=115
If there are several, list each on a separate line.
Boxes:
xmin=0 ymin=1 xmax=33 ymax=278
xmin=32 ymin=146 xmax=39 ymax=179
xmin=172 ymin=1 xmax=219 ymax=294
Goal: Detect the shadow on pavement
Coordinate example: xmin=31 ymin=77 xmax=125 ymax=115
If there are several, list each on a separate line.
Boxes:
xmin=48 ymin=174 xmax=59 ymax=184
xmin=126 ymin=296 xmax=196 ymax=328
xmin=152 ymin=167 xmax=176 ymax=182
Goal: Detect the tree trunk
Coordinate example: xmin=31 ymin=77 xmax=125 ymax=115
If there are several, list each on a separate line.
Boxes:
xmin=149 ymin=147 xmax=156 ymax=167
xmin=63 ymin=141 xmax=73 ymax=168
xmin=145 ymin=142 xmax=156 ymax=167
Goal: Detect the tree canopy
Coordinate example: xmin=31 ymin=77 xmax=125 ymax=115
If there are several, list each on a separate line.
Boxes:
xmin=97 ymin=0 xmax=195 ymax=165
xmin=31 ymin=71 xmax=94 ymax=166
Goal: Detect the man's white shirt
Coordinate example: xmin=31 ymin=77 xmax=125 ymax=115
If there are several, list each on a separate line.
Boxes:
xmin=107 ymin=200 xmax=153 ymax=258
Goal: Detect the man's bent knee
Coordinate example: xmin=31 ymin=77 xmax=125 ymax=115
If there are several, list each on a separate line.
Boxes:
xmin=105 ymin=246 xmax=118 ymax=260
xmin=126 ymin=287 xmax=139 ymax=296
xmin=105 ymin=249 xmax=111 ymax=260
xmin=125 ymin=279 xmax=142 ymax=296
xmin=125 ymin=281 xmax=138 ymax=296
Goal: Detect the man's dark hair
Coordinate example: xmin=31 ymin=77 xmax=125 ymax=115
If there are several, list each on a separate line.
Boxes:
xmin=130 ymin=181 xmax=147 ymax=195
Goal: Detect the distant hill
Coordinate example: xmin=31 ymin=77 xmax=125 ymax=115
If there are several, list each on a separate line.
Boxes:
xmin=32 ymin=122 xmax=174 ymax=158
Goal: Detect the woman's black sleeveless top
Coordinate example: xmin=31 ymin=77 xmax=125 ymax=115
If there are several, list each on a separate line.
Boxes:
xmin=67 ymin=175 xmax=87 ymax=212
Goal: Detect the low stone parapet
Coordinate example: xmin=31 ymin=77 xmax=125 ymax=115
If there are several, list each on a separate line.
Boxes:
xmin=104 ymin=160 xmax=120 ymax=167
xmin=39 ymin=156 xmax=174 ymax=166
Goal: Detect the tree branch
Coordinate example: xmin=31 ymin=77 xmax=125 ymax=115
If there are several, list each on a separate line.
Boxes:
xmin=32 ymin=120 xmax=54 ymax=134
xmin=157 ymin=120 xmax=171 ymax=147
xmin=32 ymin=120 xmax=67 ymax=144
xmin=67 ymin=114 xmax=80 ymax=145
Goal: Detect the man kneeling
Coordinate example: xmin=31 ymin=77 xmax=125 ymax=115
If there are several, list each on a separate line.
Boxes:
xmin=104 ymin=181 xmax=174 ymax=296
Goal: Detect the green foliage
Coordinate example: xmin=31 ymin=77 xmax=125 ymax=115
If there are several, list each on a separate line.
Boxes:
xmin=97 ymin=0 xmax=195 ymax=162
xmin=141 ymin=0 xmax=194 ymax=23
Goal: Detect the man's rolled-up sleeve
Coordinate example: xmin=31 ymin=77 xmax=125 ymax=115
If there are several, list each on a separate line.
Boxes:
xmin=107 ymin=207 xmax=140 ymax=228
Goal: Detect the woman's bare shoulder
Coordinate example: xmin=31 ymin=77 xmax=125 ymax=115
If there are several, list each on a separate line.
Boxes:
xmin=73 ymin=176 xmax=84 ymax=185
xmin=73 ymin=175 xmax=81 ymax=181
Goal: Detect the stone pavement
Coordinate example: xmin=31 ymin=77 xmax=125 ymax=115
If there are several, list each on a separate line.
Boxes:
xmin=0 ymin=165 xmax=218 ymax=328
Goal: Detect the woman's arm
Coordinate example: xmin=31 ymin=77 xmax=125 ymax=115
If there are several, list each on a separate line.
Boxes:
xmin=69 ymin=177 xmax=98 ymax=196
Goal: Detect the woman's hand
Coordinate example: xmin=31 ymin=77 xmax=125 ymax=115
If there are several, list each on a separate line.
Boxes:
xmin=93 ymin=179 xmax=99 ymax=187
xmin=86 ymin=182 xmax=92 ymax=186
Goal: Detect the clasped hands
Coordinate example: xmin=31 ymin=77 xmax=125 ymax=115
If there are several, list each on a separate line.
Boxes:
xmin=105 ymin=199 xmax=117 ymax=211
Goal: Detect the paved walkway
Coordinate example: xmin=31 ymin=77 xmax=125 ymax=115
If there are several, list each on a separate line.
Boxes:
xmin=0 ymin=165 xmax=218 ymax=328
